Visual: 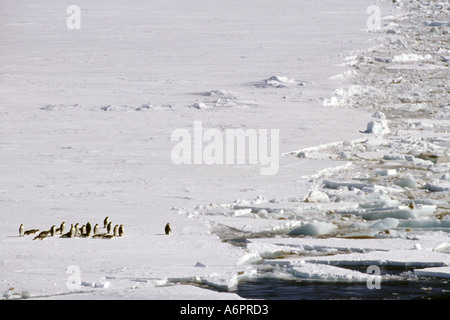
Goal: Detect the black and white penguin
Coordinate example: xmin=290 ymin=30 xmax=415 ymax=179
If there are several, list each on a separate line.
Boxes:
xmin=61 ymin=224 xmax=75 ymax=238
xmin=56 ymin=222 xmax=65 ymax=234
xmin=33 ymin=230 xmax=49 ymax=240
xmin=24 ymin=229 xmax=39 ymax=236
xmin=86 ymin=222 xmax=92 ymax=235
xmin=80 ymin=229 xmax=91 ymax=238
xmin=33 ymin=225 xmax=56 ymax=240
xmin=93 ymin=224 xmax=99 ymax=235
xmin=103 ymin=216 xmax=109 ymax=228
xmin=19 ymin=224 xmax=24 ymax=237
xmin=74 ymin=223 xmax=80 ymax=236
xmin=49 ymin=225 xmax=56 ymax=236
xmin=113 ymin=225 xmax=119 ymax=237
xmin=107 ymin=221 xmax=112 ymax=234
xmin=118 ymin=224 xmax=124 ymax=237
xmin=165 ymin=223 xmax=171 ymax=235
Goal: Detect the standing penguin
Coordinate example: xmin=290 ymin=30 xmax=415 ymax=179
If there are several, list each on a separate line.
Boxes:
xmin=80 ymin=225 xmax=91 ymax=238
xmin=165 ymin=223 xmax=171 ymax=235
xmin=86 ymin=222 xmax=92 ymax=235
xmin=56 ymin=222 xmax=65 ymax=234
xmin=113 ymin=225 xmax=119 ymax=237
xmin=103 ymin=216 xmax=109 ymax=228
xmin=74 ymin=223 xmax=80 ymax=236
xmin=118 ymin=224 xmax=124 ymax=237
xmin=93 ymin=224 xmax=99 ymax=235
xmin=49 ymin=225 xmax=56 ymax=236
xmin=61 ymin=224 xmax=75 ymax=238
xmin=107 ymin=222 xmax=112 ymax=234
xmin=19 ymin=224 xmax=24 ymax=237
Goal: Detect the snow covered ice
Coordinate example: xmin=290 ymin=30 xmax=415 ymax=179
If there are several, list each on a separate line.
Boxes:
xmin=1 ymin=0 xmax=449 ymax=300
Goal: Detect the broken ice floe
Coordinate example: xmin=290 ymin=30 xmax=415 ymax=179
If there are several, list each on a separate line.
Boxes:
xmin=189 ymin=102 xmax=210 ymax=110
xmin=255 ymin=75 xmax=305 ymax=89
xmin=206 ymin=89 xmax=236 ymax=98
xmin=100 ymin=104 xmax=174 ymax=111
xmin=424 ymin=21 xmax=450 ymax=27
xmin=176 ymin=0 xmax=450 ymax=287
xmin=358 ymin=111 xmax=390 ymax=135
xmin=392 ymin=53 xmax=433 ymax=63
xmin=415 ymin=266 xmax=450 ymax=279
xmin=135 ymin=103 xmax=173 ymax=111
xmin=100 ymin=105 xmax=137 ymax=112
xmin=165 ymin=267 xmax=256 ymax=292
xmin=323 ymin=85 xmax=379 ymax=108
xmin=190 ymin=89 xmax=258 ymax=109
xmin=81 ymin=280 xmax=111 ymax=289
xmin=337 ymin=204 xmax=437 ymax=221
xmin=44 ymin=91 xmax=253 ymax=113
xmin=40 ymin=104 xmax=82 ymax=111
xmin=360 ymin=119 xmax=390 ymax=135
xmin=2 ymin=288 xmax=33 ymax=300
xmin=288 ymin=222 xmax=338 ymax=236
xmin=329 ymin=70 xmax=356 ymax=81
xmin=268 ymin=260 xmax=370 ymax=282
xmin=425 ymin=180 xmax=450 ymax=192
xmin=240 ymin=234 xmax=450 ymax=283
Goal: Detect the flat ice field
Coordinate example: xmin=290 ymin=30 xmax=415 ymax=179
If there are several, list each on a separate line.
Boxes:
xmin=1 ymin=0 xmax=449 ymax=300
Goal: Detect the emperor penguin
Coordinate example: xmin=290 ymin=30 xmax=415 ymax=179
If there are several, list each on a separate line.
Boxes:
xmin=33 ymin=230 xmax=50 ymax=240
xmin=113 ymin=225 xmax=119 ymax=237
xmin=33 ymin=225 xmax=56 ymax=240
xmin=61 ymin=224 xmax=75 ymax=238
xmin=93 ymin=224 xmax=99 ymax=235
xmin=107 ymin=221 xmax=112 ymax=234
xmin=165 ymin=223 xmax=171 ymax=235
xmin=80 ymin=225 xmax=86 ymax=235
xmin=103 ymin=216 xmax=109 ymax=228
xmin=74 ymin=223 xmax=80 ymax=236
xmin=118 ymin=224 xmax=124 ymax=237
xmin=19 ymin=224 xmax=24 ymax=237
xmin=56 ymin=222 xmax=65 ymax=234
xmin=80 ymin=227 xmax=91 ymax=238
xmin=24 ymin=229 xmax=39 ymax=236
xmin=86 ymin=222 xmax=92 ymax=235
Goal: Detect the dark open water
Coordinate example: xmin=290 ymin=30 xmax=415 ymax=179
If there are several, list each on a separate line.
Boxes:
xmin=237 ymin=266 xmax=450 ymax=300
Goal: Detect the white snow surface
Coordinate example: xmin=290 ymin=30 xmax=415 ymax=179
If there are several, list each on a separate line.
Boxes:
xmin=1 ymin=0 xmax=449 ymax=300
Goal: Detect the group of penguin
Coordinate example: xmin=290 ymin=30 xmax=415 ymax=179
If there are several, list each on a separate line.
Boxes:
xmin=19 ymin=218 xmax=172 ymax=240
xmin=19 ymin=216 xmax=124 ymax=240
